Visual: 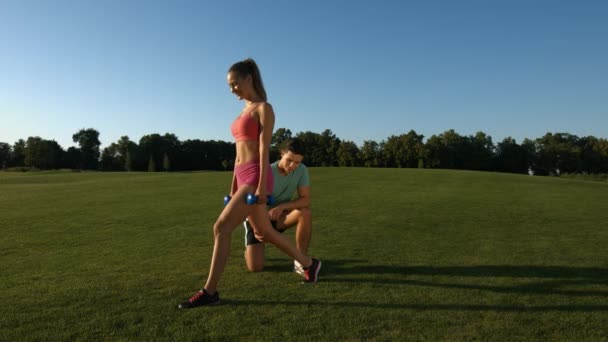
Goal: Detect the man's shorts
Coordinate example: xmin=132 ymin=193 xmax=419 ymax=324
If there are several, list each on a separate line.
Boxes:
xmin=244 ymin=219 xmax=285 ymax=246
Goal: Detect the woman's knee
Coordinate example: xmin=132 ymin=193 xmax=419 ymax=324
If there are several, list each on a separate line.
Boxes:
xmin=213 ymin=219 xmax=231 ymax=238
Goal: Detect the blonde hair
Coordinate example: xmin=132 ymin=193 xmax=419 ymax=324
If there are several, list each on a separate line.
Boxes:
xmin=228 ymin=58 xmax=267 ymax=101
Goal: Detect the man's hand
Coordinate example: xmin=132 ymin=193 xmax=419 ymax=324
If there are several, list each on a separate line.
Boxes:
xmin=268 ymin=204 xmax=285 ymax=221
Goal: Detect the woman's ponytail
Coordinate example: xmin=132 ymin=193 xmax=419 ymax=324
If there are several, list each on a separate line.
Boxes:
xmin=228 ymin=58 xmax=267 ymax=101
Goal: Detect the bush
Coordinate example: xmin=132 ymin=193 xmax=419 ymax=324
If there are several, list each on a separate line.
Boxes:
xmin=2 ymin=167 xmax=33 ymax=172
xmin=561 ymin=172 xmax=608 ymax=182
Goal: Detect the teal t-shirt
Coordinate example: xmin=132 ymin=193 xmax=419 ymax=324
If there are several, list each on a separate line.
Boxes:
xmin=271 ymin=161 xmax=310 ymax=205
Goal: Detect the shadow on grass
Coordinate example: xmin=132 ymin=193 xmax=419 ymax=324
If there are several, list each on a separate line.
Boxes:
xmin=326 ymin=278 xmax=608 ymax=297
xmin=262 ymin=259 xmax=608 ymax=297
xmin=221 ymin=299 xmax=608 ymax=312
xmin=329 ymin=264 xmax=608 ymax=279
xmin=263 ymin=259 xmax=608 ymax=278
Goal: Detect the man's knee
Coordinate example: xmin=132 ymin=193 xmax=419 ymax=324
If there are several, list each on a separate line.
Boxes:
xmin=299 ymin=207 xmax=312 ymax=223
xmin=245 ymin=246 xmax=265 ymax=272
xmin=247 ymin=263 xmax=264 ymax=272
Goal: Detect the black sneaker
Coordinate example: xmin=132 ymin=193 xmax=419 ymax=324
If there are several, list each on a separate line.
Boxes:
xmin=302 ymin=258 xmax=321 ymax=284
xmin=178 ymin=289 xmax=220 ymax=309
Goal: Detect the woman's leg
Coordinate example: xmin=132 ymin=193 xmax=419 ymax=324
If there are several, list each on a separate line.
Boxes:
xmin=248 ymin=205 xmax=313 ymax=268
xmin=204 ymin=186 xmax=254 ymax=293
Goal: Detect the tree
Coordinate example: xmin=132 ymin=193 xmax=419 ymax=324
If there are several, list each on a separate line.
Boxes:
xmin=178 ymin=139 xmax=204 ymax=171
xmin=534 ymin=133 xmax=581 ymax=175
xmin=24 ymin=137 xmax=63 ymax=169
xmin=336 ymin=140 xmax=360 ymax=167
xmin=493 ymin=137 xmax=529 ymax=174
xmin=148 ymin=155 xmax=156 ymax=172
xmin=138 ymin=133 xmax=180 ymax=172
xmin=359 ymin=140 xmax=381 ymax=167
xmin=176 ymin=139 xmax=234 ymax=171
xmin=125 ymin=149 xmax=133 ymax=171
xmin=319 ymin=129 xmax=341 ymax=166
xmin=161 ymin=133 xmax=180 ymax=169
xmin=8 ymin=128 xmax=608 ymax=174
xmin=139 ymin=134 xmax=163 ymax=171
xmin=63 ymin=147 xmax=80 ymax=170
xmin=72 ymin=128 xmax=101 ymax=170
xmin=163 ymin=152 xmax=170 ymax=171
xmin=463 ymin=132 xmax=494 ymax=171
xmin=520 ymin=138 xmax=537 ymax=174
xmin=591 ymin=138 xmax=608 ymax=173
xmin=98 ymin=136 xmax=137 ymax=171
xmin=24 ymin=137 xmax=44 ymax=168
xmin=578 ymin=136 xmax=608 ymax=174
xmin=200 ymin=140 xmax=235 ymax=170
xmin=114 ymin=136 xmax=137 ymax=171
xmin=0 ymin=142 xmax=10 ymax=169
xmin=425 ymin=130 xmax=467 ymax=169
xmin=271 ymin=128 xmax=293 ymax=160
xmin=296 ymin=131 xmax=323 ymax=166
xmin=10 ymin=139 xmax=26 ymax=167
xmin=381 ymin=130 xmax=425 ymax=168
xmin=99 ymin=143 xmax=125 ymax=171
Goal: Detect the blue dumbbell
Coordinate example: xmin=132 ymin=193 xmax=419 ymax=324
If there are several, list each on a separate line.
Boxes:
xmin=224 ymin=194 xmax=275 ymax=205
xmin=246 ymin=193 xmax=275 ymax=205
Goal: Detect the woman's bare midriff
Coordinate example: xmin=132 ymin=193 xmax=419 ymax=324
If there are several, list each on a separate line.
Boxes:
xmin=235 ymin=141 xmax=260 ymax=165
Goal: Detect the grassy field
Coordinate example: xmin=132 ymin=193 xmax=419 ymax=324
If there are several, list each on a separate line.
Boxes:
xmin=1 ymin=168 xmax=608 ymax=341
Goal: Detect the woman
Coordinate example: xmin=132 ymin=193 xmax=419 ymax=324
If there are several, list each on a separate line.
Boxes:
xmin=179 ymin=59 xmax=321 ymax=309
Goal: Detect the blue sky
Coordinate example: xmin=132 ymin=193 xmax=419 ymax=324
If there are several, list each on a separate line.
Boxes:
xmin=1 ymin=0 xmax=607 ymax=149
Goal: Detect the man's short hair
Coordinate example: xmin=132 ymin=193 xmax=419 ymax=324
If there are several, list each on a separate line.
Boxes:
xmin=281 ymin=138 xmax=305 ymax=156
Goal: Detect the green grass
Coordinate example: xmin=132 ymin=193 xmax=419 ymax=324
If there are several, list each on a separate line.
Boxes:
xmin=1 ymin=168 xmax=608 ymax=341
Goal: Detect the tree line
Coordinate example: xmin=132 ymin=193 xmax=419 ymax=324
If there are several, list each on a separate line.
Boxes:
xmin=1 ymin=128 xmax=607 ymax=176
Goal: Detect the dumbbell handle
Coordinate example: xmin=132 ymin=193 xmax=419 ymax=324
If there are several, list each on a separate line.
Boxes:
xmin=223 ymin=194 xmax=275 ymax=205
xmin=246 ymin=193 xmax=275 ymax=205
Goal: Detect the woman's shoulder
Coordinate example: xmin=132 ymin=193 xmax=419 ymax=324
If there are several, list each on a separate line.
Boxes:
xmin=257 ymin=101 xmax=273 ymax=110
xmin=255 ymin=102 xmax=274 ymax=117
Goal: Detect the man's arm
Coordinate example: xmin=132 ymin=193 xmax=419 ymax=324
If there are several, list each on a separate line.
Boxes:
xmin=281 ymin=186 xmax=310 ymax=210
xmin=268 ymin=186 xmax=310 ymax=220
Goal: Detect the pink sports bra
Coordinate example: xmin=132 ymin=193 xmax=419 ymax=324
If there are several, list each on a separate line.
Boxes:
xmin=231 ymin=103 xmax=262 ymax=142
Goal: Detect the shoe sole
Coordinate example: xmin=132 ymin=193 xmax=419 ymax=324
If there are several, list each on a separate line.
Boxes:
xmin=313 ymin=260 xmax=322 ymax=284
xmin=294 ymin=263 xmax=305 ymax=277
xmin=178 ymin=300 xmax=220 ymax=309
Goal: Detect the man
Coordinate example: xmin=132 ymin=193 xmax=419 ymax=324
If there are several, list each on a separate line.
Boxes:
xmin=244 ymin=138 xmax=312 ymax=276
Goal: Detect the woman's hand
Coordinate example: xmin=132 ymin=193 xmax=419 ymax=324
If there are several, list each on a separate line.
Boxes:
xmin=255 ymin=192 xmax=268 ymax=205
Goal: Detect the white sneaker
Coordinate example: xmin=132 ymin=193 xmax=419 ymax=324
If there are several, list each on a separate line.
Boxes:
xmin=294 ymin=260 xmax=305 ymax=277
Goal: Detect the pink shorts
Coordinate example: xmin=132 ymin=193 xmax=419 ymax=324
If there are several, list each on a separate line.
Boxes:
xmin=234 ymin=160 xmax=274 ymax=194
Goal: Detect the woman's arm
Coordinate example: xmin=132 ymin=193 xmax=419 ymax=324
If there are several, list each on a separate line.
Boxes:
xmin=230 ymin=170 xmax=237 ymax=197
xmin=256 ymin=103 xmax=275 ymax=202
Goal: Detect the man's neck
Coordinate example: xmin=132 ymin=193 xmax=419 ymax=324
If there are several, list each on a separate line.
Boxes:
xmin=277 ymin=161 xmax=289 ymax=176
